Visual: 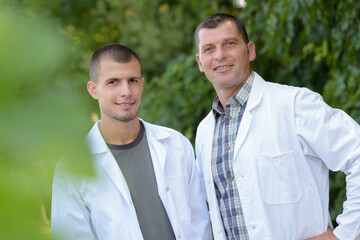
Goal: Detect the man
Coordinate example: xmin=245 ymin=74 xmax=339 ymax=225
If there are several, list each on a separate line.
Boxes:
xmin=51 ymin=44 xmax=211 ymax=240
xmin=194 ymin=13 xmax=360 ymax=240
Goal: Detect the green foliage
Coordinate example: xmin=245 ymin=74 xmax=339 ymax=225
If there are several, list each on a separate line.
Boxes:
xmin=0 ymin=5 xmax=94 ymax=239
xmin=141 ymin=53 xmax=215 ymax=141
xmin=2 ymin=0 xmax=359 ymax=236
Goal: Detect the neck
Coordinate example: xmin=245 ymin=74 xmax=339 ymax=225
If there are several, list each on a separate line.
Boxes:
xmin=217 ymin=70 xmax=252 ymax=108
xmin=99 ymin=117 xmax=141 ymax=145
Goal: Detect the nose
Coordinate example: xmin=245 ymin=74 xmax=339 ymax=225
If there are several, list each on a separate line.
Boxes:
xmin=119 ymin=80 xmax=132 ymax=97
xmin=214 ymin=47 xmax=226 ymax=60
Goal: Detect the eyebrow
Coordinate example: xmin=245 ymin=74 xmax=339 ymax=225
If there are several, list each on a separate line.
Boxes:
xmin=200 ymin=37 xmax=241 ymax=52
xmin=104 ymin=77 xmax=119 ymax=83
xmin=104 ymin=76 xmax=142 ymax=83
xmin=201 ymin=43 xmax=214 ymax=52
xmin=223 ymin=37 xmax=240 ymax=43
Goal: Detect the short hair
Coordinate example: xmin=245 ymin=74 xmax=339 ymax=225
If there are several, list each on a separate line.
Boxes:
xmin=195 ymin=13 xmax=249 ymax=51
xmin=89 ymin=43 xmax=142 ymax=82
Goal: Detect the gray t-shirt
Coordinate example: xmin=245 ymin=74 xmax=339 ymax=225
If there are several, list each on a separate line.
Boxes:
xmin=108 ymin=122 xmax=176 ymax=240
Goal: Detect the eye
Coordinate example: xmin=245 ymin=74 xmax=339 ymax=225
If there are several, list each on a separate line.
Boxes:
xmin=203 ymin=47 xmax=213 ymax=53
xmin=226 ymin=41 xmax=235 ymax=46
xmin=129 ymin=78 xmax=141 ymax=85
xmin=108 ymin=80 xmax=117 ymax=85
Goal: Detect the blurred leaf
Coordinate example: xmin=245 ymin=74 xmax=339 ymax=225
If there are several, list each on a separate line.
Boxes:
xmin=0 ymin=5 xmax=94 ymax=240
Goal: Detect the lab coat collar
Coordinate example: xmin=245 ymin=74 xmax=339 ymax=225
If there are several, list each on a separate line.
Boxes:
xmin=142 ymin=119 xmax=171 ymax=141
xmin=143 ymin=120 xmax=169 ymax=171
xmin=86 ymin=121 xmax=107 ymax=154
xmin=246 ymin=72 xmax=265 ymax=113
xmin=86 ymin=121 xmax=132 ymax=205
xmin=233 ymin=72 xmax=265 ymax=156
xmin=200 ymin=72 xmax=265 ymax=134
xmin=199 ymin=72 xmax=266 ymax=176
xmin=86 ymin=119 xmax=171 ymax=206
xmin=86 ymin=118 xmax=171 ymax=154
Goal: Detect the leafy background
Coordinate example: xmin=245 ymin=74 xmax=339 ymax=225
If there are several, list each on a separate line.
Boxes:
xmin=1 ymin=0 xmax=359 ymax=238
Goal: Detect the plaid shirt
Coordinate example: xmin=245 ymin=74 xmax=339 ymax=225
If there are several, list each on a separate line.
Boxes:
xmin=211 ymin=72 xmax=254 ymax=240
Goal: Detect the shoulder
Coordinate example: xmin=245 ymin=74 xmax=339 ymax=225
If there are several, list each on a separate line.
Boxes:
xmin=254 ymin=71 xmax=319 ymax=100
xmin=195 ymin=110 xmax=214 ymax=148
xmin=53 ymin=158 xmax=81 ymax=189
xmin=141 ymin=119 xmax=192 ymax=145
xmin=257 ymin=75 xmax=320 ymax=107
xmin=264 ymin=80 xmax=299 ymax=97
xmin=197 ymin=111 xmax=214 ymax=131
xmin=142 ymin=119 xmax=182 ymax=137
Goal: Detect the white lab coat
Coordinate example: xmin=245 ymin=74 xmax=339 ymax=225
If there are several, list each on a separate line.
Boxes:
xmin=51 ymin=120 xmax=211 ymax=240
xmin=195 ymin=73 xmax=360 ymax=240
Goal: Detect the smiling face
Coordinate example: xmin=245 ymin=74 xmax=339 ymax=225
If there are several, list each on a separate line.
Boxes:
xmin=87 ymin=57 xmax=144 ymax=123
xmin=196 ymin=20 xmax=256 ymax=103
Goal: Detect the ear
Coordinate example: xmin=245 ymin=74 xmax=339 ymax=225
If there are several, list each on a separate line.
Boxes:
xmin=247 ymin=41 xmax=256 ymax=61
xmin=87 ymin=81 xmax=98 ymax=100
xmin=196 ymin=53 xmax=204 ymax=72
xmin=140 ymin=77 xmax=145 ymax=92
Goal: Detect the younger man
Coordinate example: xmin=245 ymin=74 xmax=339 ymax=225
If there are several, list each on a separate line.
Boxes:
xmin=51 ymin=44 xmax=211 ymax=240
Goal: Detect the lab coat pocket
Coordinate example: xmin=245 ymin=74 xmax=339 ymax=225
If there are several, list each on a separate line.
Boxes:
xmin=256 ymin=151 xmax=302 ymax=205
xmin=166 ymin=175 xmax=191 ymax=222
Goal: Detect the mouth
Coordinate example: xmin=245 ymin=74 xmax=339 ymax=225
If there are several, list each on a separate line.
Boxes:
xmin=214 ymin=65 xmax=233 ymax=71
xmin=115 ymin=102 xmax=135 ymax=106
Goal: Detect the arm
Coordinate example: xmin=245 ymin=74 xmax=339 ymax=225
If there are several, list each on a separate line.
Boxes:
xmin=194 ymin=132 xmax=208 ymax=203
xmin=185 ymin=139 xmax=212 ymax=240
xmin=295 ymin=89 xmax=360 ymax=240
xmin=51 ymin=165 xmax=96 ymax=240
xmin=305 ymin=227 xmax=339 ymax=240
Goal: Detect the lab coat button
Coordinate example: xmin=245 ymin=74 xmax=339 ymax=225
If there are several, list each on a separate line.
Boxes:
xmin=208 ymin=179 xmax=211 ymax=184
xmin=177 ymin=234 xmax=181 ymax=239
xmin=252 ymin=225 xmax=256 ymax=229
xmin=218 ymin=229 xmax=221 ymax=233
xmin=166 ymin=187 xmax=169 ymax=192
xmin=241 ymin=173 xmax=244 ymax=177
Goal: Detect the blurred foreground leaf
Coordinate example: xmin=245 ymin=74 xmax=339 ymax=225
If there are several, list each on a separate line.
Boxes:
xmin=0 ymin=6 xmax=94 ymax=239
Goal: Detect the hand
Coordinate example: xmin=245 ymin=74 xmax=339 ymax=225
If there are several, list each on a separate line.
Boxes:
xmin=305 ymin=227 xmax=339 ymax=240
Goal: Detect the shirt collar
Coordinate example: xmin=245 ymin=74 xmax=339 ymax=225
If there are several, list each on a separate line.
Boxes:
xmin=212 ymin=71 xmax=255 ymax=116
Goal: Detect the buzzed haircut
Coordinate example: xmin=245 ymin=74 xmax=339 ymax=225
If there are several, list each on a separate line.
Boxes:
xmin=89 ymin=43 xmax=142 ymax=82
xmin=195 ymin=13 xmax=249 ymax=50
